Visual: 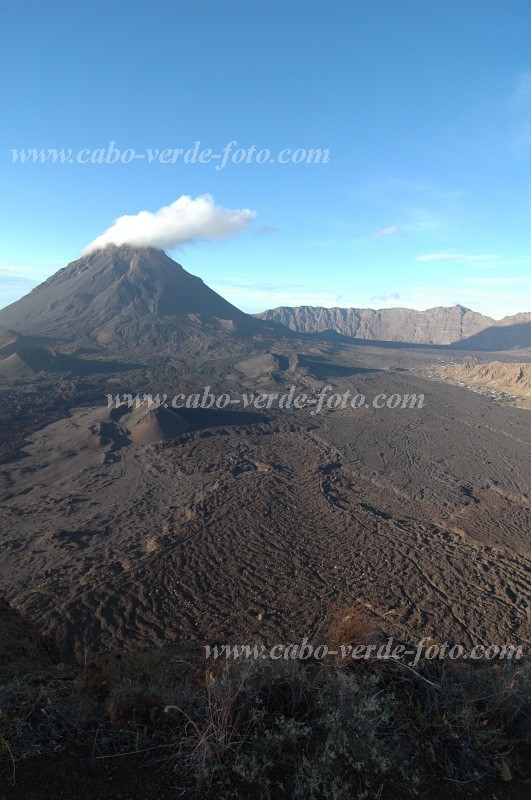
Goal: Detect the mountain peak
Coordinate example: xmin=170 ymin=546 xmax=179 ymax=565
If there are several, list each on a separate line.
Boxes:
xmin=0 ymin=247 xmax=261 ymax=355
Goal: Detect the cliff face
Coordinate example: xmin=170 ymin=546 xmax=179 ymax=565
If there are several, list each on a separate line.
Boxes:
xmin=255 ymin=305 xmax=531 ymax=346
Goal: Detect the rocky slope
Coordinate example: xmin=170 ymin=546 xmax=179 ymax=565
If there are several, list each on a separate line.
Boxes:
xmin=435 ymin=360 xmax=531 ymax=406
xmin=0 ymin=245 xmax=276 ymax=360
xmin=255 ymin=305 xmax=531 ymax=346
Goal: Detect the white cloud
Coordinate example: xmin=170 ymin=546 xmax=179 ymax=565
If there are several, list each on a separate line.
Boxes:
xmin=82 ymin=194 xmax=256 ymax=254
xmin=372 ymin=225 xmax=398 ymax=240
xmin=416 ymin=253 xmax=499 ymax=264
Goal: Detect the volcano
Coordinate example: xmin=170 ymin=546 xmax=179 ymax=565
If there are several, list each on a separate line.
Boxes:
xmin=1 ymin=246 xmax=530 ymax=684
xmin=0 ymin=245 xmax=273 ymax=358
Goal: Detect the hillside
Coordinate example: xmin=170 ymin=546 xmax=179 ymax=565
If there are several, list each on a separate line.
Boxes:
xmin=435 ymin=360 xmax=531 ymax=408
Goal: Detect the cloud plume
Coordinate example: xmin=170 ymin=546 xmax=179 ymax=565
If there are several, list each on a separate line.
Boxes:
xmin=82 ymin=194 xmax=256 ymax=254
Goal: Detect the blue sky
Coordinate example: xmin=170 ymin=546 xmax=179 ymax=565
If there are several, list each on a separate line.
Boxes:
xmin=1 ymin=0 xmax=530 ymax=318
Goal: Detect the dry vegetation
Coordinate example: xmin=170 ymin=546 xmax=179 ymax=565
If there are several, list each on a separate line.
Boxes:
xmin=0 ymin=608 xmax=529 ymax=799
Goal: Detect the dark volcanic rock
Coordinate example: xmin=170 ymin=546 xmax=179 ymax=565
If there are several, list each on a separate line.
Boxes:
xmin=0 ymin=245 xmax=272 ymax=357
